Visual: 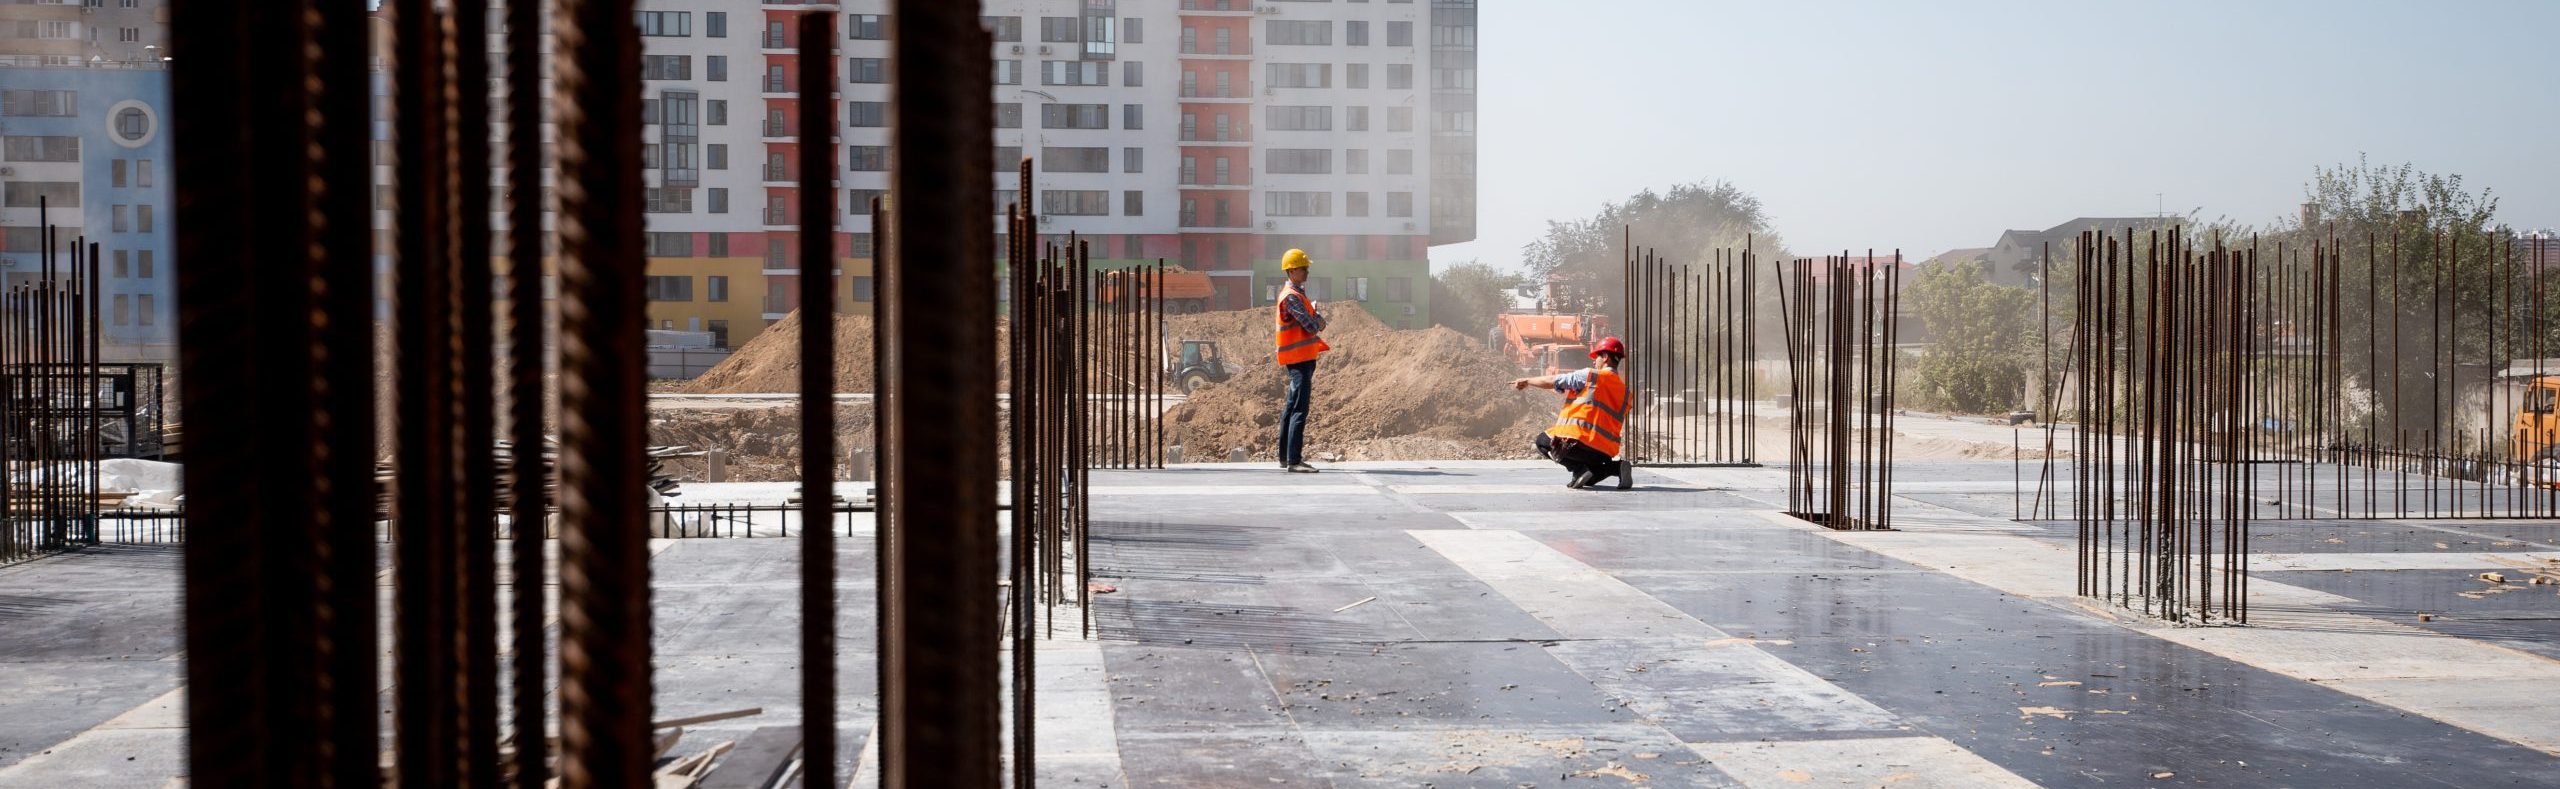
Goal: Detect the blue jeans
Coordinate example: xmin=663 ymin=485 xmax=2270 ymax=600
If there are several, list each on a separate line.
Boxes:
xmin=1279 ymin=360 xmax=1316 ymax=465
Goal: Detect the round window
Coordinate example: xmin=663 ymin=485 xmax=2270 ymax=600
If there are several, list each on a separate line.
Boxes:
xmin=106 ymin=100 xmax=159 ymax=148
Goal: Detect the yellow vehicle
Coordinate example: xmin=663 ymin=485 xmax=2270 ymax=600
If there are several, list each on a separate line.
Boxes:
xmin=2514 ymin=375 xmax=2560 ymax=487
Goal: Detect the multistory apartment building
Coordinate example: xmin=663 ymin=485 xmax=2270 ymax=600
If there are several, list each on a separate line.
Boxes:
xmin=0 ymin=0 xmax=169 ymax=66
xmin=364 ymin=0 xmax=1479 ymax=349
xmin=0 ymin=62 xmax=175 ymax=360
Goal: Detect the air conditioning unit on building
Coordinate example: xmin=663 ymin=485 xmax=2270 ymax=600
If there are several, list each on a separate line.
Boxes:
xmin=1262 ymin=220 xmax=1275 ymax=230
xmin=1040 ymin=214 xmax=1053 ymax=224
xmin=0 ymin=257 xmax=16 ymax=269
xmin=1011 ymin=44 xmax=1024 ymax=54
xmin=1038 ymin=45 xmax=1052 ymax=55
xmin=1402 ymin=305 xmax=1417 ymax=316
xmin=1257 ymin=6 xmax=1281 ymax=14
xmin=0 ymin=167 xmax=14 ymax=177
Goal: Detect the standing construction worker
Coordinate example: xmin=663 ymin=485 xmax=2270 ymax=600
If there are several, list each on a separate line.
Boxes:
xmin=1511 ymin=336 xmax=1631 ymax=489
xmin=1275 ymin=248 xmax=1329 ymax=472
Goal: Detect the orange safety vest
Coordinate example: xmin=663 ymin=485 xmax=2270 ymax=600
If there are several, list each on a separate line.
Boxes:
xmin=1274 ymin=285 xmax=1330 ymax=365
xmin=1544 ymin=367 xmax=1626 ymax=458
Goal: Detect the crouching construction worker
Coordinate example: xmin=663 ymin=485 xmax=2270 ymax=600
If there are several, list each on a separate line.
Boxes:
xmin=1510 ymin=336 xmax=1631 ymax=489
xmin=1274 ymin=248 xmax=1329 ymax=473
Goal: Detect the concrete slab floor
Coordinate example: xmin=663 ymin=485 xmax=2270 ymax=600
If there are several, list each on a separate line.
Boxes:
xmin=2 ymin=460 xmax=2556 ymax=787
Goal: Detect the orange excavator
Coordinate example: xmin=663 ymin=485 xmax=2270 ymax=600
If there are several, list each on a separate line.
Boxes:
xmin=1493 ymin=313 xmax=1603 ymax=377
xmin=2513 ymin=375 xmax=2560 ymax=487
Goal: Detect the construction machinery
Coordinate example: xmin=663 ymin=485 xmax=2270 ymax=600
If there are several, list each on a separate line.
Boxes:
xmin=1493 ymin=313 xmax=1600 ymax=377
xmin=2513 ymin=375 xmax=2560 ymax=487
xmin=1166 ymin=339 xmax=1237 ymax=394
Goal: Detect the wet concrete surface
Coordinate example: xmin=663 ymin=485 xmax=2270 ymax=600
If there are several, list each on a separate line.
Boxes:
xmin=5 ymin=461 xmax=2558 ymax=787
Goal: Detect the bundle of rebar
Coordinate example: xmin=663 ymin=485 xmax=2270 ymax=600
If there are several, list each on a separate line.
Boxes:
xmin=1 ymin=202 xmax=105 ymax=565
xmin=1620 ymin=231 xmax=1759 ymax=467
xmin=1775 ymin=253 xmax=1902 ymax=531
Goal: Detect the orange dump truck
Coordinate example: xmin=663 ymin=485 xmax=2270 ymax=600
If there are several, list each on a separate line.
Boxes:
xmin=1495 ymin=313 xmax=1594 ymax=377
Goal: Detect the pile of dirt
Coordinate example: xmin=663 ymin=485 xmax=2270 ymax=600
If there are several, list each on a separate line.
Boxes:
xmin=683 ymin=311 xmax=880 ymax=394
xmin=1166 ymin=303 xmax=1556 ymax=462
xmin=650 ymin=404 xmax=876 ymax=481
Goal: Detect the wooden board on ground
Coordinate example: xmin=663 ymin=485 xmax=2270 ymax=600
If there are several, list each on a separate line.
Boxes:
xmin=699 ymin=725 xmax=803 ymax=789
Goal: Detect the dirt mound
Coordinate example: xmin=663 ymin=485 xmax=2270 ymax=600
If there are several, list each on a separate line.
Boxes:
xmin=683 ymin=311 xmax=879 ymax=394
xmin=1166 ymin=303 xmax=1556 ymax=462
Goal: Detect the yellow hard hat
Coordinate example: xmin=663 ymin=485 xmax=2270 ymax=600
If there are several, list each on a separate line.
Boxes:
xmin=1282 ymin=248 xmax=1312 ymax=271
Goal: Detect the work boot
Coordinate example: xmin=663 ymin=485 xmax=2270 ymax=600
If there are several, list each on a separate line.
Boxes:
xmin=1568 ymin=470 xmax=1598 ymax=489
xmin=1615 ymin=461 xmax=1634 ymax=490
xmin=1287 ymin=462 xmax=1320 ymax=473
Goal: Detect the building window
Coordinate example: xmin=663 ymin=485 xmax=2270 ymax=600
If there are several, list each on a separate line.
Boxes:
xmin=1266 ymin=148 xmax=1331 ymax=174
xmin=1387 ymin=21 xmax=1414 ymax=46
xmin=705 ymin=12 xmax=726 ymax=37
xmin=1388 ymin=191 xmax=1413 ymax=217
xmin=1124 ymin=234 xmax=1143 ymax=258
xmin=1267 ymin=20 xmax=1331 ymax=45
xmin=112 ymin=204 xmax=129 ymax=232
xmin=1346 ymin=191 xmax=1369 ymax=217
xmin=1347 ymin=277 xmax=1369 ymax=301
xmin=849 ymin=14 xmax=885 ymax=40
xmin=1346 ymin=106 xmax=1369 ymax=131
xmin=849 ymin=101 xmax=888 ymax=127
xmin=708 ymin=188 xmax=729 ymax=214
xmin=136 ymin=295 xmax=155 ymax=326
xmin=708 ymin=144 xmax=728 ymax=170
xmin=708 ymin=100 xmax=727 ymax=125
xmin=1124 ymin=190 xmax=1144 ymax=217
xmin=1124 ymin=17 xmax=1143 ymax=43
xmin=1266 ymin=105 xmax=1332 ymax=131
xmin=1123 ymin=147 xmax=1142 ymax=173
xmin=114 ymin=107 xmax=151 ymax=142
xmin=137 ymin=250 xmax=154 ymax=278
xmin=766 ymin=242 xmax=787 ymax=269
xmin=1386 ymin=277 xmax=1411 ymax=302
xmin=1346 ymin=20 xmax=1370 ymax=46
xmin=707 ymin=319 xmax=731 ymax=348
xmin=113 ymin=294 xmax=130 ymax=326
xmin=1122 ymin=103 xmax=1143 ymax=130
xmin=1213 ymin=158 xmax=1229 ymax=184
xmin=1346 ymin=149 xmax=1369 ymax=174
xmin=707 ymin=275 xmax=730 ymax=302
xmin=111 ymin=250 xmax=128 ymax=278
xmin=995 ymin=59 xmax=1023 ymax=85
xmin=986 ymin=16 xmax=1023 ymax=42
xmin=644 ymin=275 xmax=695 ymax=301
xmin=852 ymin=233 xmax=874 ymax=257
xmin=995 ymin=102 xmax=1023 ymax=129
xmin=1215 ymin=28 xmax=1232 ymax=54
xmin=1266 ymin=63 xmax=1331 ymax=89
xmin=1181 ymin=27 xmax=1199 ymax=53
xmin=994 ymin=146 xmax=1022 ymax=171
xmin=1040 ymin=16 xmax=1078 ymax=42
xmin=1040 ymin=103 xmax=1110 ymax=129
xmin=637 ymin=11 xmax=689 ymax=37
xmin=1123 ymin=60 xmax=1143 ymax=87
xmin=0 ymin=90 xmax=77 ymax=117
xmin=1180 ymin=156 xmax=1198 ymax=185
xmin=646 ymin=232 xmax=694 ymax=257
xmin=849 ymin=145 xmax=889 ymax=171
xmin=853 ymin=276 xmax=877 ymax=303
xmin=644 ymin=187 xmax=693 ymax=213
xmin=1387 ymin=64 xmax=1413 ymax=89
xmin=137 ymin=204 xmax=152 ymax=233
xmin=1388 ymin=149 xmax=1413 ymax=174
xmin=706 ymin=55 xmax=727 ymax=81
xmin=1387 ymin=106 xmax=1413 ymax=131
xmin=110 ymin=159 xmax=127 ymax=186
xmin=1435 ymin=110 xmax=1477 ymax=132
xmin=849 ymin=58 xmax=887 ymax=83
xmin=642 ymin=55 xmax=690 ymax=80
xmin=1041 ymin=60 xmax=1108 ymax=87
xmin=850 ymin=189 xmax=888 ymax=210
xmin=1346 ymin=64 xmax=1368 ymax=89
xmin=1042 ymin=147 xmax=1110 ymax=173
xmin=137 ymin=159 xmax=152 ymax=187
xmin=708 ymin=233 xmax=730 ymax=256
xmin=1042 ymin=190 xmax=1109 ymax=216
xmin=1215 ymin=72 xmax=1232 ymax=97
xmin=1265 ymin=191 xmax=1331 ymax=217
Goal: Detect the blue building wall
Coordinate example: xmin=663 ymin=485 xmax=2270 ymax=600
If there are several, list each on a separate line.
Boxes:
xmin=0 ymin=66 xmax=175 ymax=360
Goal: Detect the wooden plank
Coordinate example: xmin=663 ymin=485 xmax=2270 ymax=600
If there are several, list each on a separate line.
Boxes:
xmin=699 ymin=726 xmax=803 ymax=789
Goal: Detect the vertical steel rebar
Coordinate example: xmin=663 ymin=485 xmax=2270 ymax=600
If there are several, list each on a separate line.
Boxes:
xmin=797 ymin=14 xmax=841 ymax=787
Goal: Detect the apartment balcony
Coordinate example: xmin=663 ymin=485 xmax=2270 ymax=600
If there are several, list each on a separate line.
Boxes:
xmin=1178 ymin=178 xmax=1252 ymax=190
xmin=1178 ymin=0 xmax=1254 ymax=15
xmin=1177 ymin=133 xmax=1254 ymax=147
xmin=763 ymin=121 xmax=791 ymax=139
xmin=763 ymin=165 xmax=791 ymax=184
xmin=1177 ymin=46 xmax=1253 ymax=60
xmin=1177 ymin=88 xmax=1254 ymax=104
xmin=762 ymin=77 xmax=792 ymax=97
xmin=763 ymin=34 xmax=789 ymax=50
xmin=1178 ymin=216 xmax=1254 ymax=232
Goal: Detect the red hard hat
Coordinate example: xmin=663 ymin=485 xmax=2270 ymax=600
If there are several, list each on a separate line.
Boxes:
xmin=1589 ymin=336 xmax=1626 ymax=358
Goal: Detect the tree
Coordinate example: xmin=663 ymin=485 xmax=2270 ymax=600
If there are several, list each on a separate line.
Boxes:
xmin=1428 ymin=259 xmax=1524 ymax=340
xmin=1521 ymin=181 xmax=1787 ymax=323
xmin=1905 ymin=261 xmax=2035 ymax=414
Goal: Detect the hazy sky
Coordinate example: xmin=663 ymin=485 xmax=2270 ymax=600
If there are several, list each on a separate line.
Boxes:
xmin=1431 ymin=0 xmax=2560 ymax=272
